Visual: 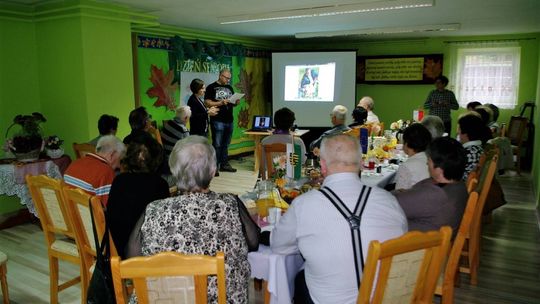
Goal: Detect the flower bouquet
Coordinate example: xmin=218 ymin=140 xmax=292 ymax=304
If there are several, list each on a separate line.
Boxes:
xmin=45 ymin=135 xmax=64 ymax=159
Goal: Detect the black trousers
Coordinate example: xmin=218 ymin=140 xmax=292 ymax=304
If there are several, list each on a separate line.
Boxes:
xmin=444 ymin=120 xmax=452 ymax=136
xmin=294 ymin=270 xmax=315 ymax=304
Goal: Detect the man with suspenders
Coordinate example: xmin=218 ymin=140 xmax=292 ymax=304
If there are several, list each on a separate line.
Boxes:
xmin=271 ymin=134 xmax=407 ymax=304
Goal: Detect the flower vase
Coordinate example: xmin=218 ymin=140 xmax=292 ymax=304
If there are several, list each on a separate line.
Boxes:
xmin=46 ymin=147 xmax=64 ymax=159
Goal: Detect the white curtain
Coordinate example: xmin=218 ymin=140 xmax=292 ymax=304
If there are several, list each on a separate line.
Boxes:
xmin=449 ymin=41 xmax=520 ymax=109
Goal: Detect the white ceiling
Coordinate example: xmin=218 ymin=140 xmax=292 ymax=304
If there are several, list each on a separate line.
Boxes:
xmin=9 ymin=0 xmax=540 ymax=41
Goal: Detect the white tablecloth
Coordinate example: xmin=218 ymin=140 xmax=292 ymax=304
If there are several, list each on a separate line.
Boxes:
xmin=0 ymin=160 xmax=62 ymax=216
xmin=248 ymin=245 xmax=304 ymax=304
xmin=361 ymin=165 xmax=398 ymax=188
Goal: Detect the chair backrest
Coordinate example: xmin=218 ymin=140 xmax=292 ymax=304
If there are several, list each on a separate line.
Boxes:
xmin=471 ymin=153 xmax=498 ymax=238
xmin=260 ymin=143 xmax=287 ymax=180
xmin=506 ymin=116 xmax=528 ymax=146
xmin=357 ymin=226 xmax=452 ymax=304
xmin=436 ymin=188 xmax=479 ymax=303
xmin=62 ymin=187 xmax=118 ymax=270
xmin=26 ymin=175 xmax=75 ymax=242
xmin=72 ymin=142 xmax=96 ymax=159
xmin=344 ymin=126 xmax=370 ymax=139
xmin=111 ymin=251 xmax=226 ymax=304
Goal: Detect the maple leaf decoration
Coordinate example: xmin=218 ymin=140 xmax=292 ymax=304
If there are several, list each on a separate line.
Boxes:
xmin=237 ymin=107 xmax=250 ymax=129
xmin=146 ymin=65 xmax=178 ymax=111
xmin=234 ymin=69 xmax=252 ymax=104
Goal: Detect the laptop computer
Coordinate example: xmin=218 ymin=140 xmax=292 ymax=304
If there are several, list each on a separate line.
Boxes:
xmin=249 ymin=115 xmax=272 ymax=132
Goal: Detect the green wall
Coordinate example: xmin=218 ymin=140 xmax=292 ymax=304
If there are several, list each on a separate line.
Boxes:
xmin=534 ymin=38 xmax=540 ymax=209
xmin=0 ymin=19 xmax=41 ymax=214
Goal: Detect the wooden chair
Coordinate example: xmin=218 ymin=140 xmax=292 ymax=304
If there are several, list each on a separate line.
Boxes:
xmin=357 ymin=226 xmax=452 ymax=304
xmin=505 ymin=116 xmax=528 ymax=174
xmin=25 ymin=175 xmax=81 ymax=304
xmin=62 ymin=186 xmax=118 ymax=303
xmin=0 ymin=251 xmax=8 ymax=304
xmin=259 ymin=143 xmax=287 ymax=180
xmin=111 ymin=251 xmax=226 ymax=304
xmin=435 ymin=185 xmax=479 ymax=304
xmin=72 ymin=142 xmax=96 ymax=159
xmin=459 ymin=152 xmax=498 ymax=285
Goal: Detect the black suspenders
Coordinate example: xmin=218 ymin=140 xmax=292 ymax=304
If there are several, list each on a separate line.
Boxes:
xmin=319 ymin=185 xmax=372 ymax=288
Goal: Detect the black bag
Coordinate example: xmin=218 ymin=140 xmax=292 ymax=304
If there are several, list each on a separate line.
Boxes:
xmin=87 ymin=202 xmax=116 ymax=304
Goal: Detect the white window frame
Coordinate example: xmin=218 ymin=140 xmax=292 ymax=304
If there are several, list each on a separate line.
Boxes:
xmin=454 ymin=45 xmax=520 ymax=109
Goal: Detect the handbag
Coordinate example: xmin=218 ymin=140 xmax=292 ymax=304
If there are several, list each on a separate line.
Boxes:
xmin=87 ymin=202 xmax=116 ymax=304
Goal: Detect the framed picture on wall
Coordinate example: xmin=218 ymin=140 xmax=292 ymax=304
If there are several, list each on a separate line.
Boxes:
xmin=356 ymin=54 xmax=443 ymax=84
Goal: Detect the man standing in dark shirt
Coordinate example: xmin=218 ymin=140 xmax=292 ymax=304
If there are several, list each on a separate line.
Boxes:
xmin=205 ymin=68 xmax=238 ymax=173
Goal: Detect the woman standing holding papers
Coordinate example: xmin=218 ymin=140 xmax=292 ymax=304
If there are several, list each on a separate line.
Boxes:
xmin=187 ymin=78 xmax=218 ymax=137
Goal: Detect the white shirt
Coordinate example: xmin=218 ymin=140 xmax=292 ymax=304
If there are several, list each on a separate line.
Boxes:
xmin=394 ymin=151 xmax=430 ymax=190
xmin=366 ymin=111 xmax=380 ymax=123
xmin=271 ymin=172 xmax=407 ymax=304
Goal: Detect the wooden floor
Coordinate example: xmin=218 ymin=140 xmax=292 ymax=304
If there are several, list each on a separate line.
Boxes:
xmin=0 ymin=156 xmax=538 ymax=304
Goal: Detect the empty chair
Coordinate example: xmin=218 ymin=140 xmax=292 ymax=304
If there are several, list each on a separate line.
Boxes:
xmin=111 ymin=251 xmax=226 ymax=304
xmin=72 ymin=142 xmax=96 ymax=159
xmin=505 ymin=116 xmax=528 ymax=174
xmin=62 ymin=186 xmax=118 ymax=302
xmin=0 ymin=251 xmax=8 ymax=304
xmin=26 ymin=175 xmax=81 ymax=304
xmin=259 ymin=143 xmax=287 ymax=180
xmin=357 ymin=226 xmax=452 ymax=304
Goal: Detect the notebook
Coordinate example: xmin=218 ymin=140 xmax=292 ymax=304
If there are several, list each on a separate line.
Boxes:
xmin=249 ymin=115 xmax=272 ymax=132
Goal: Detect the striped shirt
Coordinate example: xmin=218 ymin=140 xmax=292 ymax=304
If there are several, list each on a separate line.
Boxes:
xmin=161 ymin=118 xmax=189 ymax=158
xmin=64 ymin=153 xmax=115 ymax=207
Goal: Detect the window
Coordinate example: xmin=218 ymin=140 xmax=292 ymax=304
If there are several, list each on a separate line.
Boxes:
xmin=454 ymin=45 xmax=520 ymax=109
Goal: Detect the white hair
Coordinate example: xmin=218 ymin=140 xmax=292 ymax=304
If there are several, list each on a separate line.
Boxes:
xmin=176 ymin=105 xmax=192 ymax=123
xmin=358 ymin=96 xmax=375 ymax=110
xmin=169 ymin=136 xmax=217 ymax=192
xmin=421 ymin=115 xmax=445 ymax=139
xmin=320 ymin=134 xmax=361 ymax=169
xmin=96 ymin=135 xmax=125 ymax=155
xmin=332 ymin=105 xmax=348 ymax=122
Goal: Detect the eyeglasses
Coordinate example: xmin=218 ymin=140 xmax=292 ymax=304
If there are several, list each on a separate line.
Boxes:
xmin=220 ymin=74 xmax=231 ymax=80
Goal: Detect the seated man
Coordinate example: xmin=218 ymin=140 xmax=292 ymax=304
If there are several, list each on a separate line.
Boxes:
xmin=161 ymin=105 xmax=191 ymax=159
xmin=394 ymin=137 xmax=468 ymax=237
xmin=88 ymin=114 xmax=119 ymax=146
xmin=357 ymin=96 xmax=380 ymax=123
xmin=64 ymin=135 xmax=125 ymax=207
xmin=271 ymin=134 xmax=407 ymax=304
xmin=309 ymin=105 xmax=350 ymax=154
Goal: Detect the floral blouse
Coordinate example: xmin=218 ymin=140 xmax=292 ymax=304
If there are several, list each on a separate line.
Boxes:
xmin=131 ymin=192 xmax=251 ymax=303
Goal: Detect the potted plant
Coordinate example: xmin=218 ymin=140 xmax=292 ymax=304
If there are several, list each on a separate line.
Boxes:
xmin=45 ymin=135 xmax=64 ymax=159
xmin=4 ymin=112 xmax=46 ymax=161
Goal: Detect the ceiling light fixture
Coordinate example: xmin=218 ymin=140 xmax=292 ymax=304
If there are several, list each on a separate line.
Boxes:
xmin=295 ymin=23 xmax=461 ymax=39
xmin=219 ymin=0 xmax=433 ymax=24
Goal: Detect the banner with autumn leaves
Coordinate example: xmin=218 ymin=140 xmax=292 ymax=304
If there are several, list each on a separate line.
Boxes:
xmin=136 ymin=40 xmax=270 ymax=155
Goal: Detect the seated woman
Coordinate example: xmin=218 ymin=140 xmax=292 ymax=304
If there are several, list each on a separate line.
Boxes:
xmin=348 ymin=106 xmax=368 ymax=128
xmin=394 ymin=123 xmax=432 ymax=190
xmin=261 ymin=108 xmax=307 ymax=172
xmin=457 ymin=113 xmax=486 ymax=180
xmin=106 ymin=135 xmax=169 ymax=258
xmin=161 ymin=105 xmax=191 ymax=159
xmin=127 ymin=136 xmax=259 ymax=303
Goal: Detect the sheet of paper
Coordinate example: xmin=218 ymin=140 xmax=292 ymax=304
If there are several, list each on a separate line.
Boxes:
xmin=229 ymin=93 xmax=245 ymax=104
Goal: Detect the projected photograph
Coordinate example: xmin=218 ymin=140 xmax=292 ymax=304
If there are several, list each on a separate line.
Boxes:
xmin=284 ymin=63 xmax=336 ymax=102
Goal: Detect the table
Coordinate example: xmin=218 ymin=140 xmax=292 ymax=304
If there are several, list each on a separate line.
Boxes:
xmin=244 ymin=129 xmax=309 ymax=174
xmin=0 ymin=156 xmax=71 ymax=217
xmin=360 ymin=165 xmax=398 ymax=188
xmin=248 ymin=245 xmax=304 ymax=304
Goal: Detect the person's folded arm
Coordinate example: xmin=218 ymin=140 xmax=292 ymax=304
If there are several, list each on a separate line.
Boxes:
xmin=270 ymin=204 xmax=299 ymax=255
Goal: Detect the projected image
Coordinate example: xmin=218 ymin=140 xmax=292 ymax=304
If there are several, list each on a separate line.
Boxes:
xmin=284 ymin=63 xmax=336 ymax=102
